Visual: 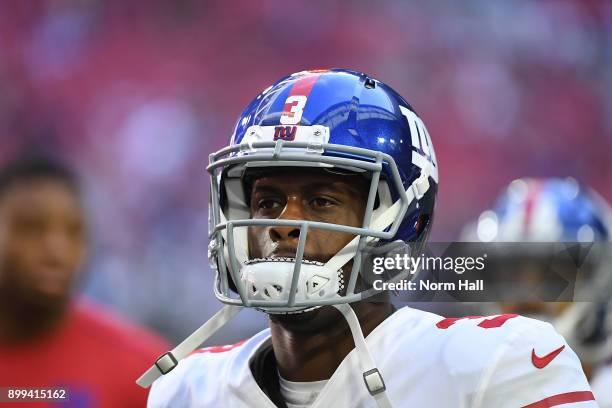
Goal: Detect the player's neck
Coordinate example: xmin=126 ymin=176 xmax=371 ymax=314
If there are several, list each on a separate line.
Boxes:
xmin=269 ymin=301 xmax=395 ymax=382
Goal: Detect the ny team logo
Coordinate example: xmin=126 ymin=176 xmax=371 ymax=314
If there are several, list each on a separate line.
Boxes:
xmin=273 ymin=126 xmax=297 ymax=141
xmin=400 ymin=106 xmax=439 ymax=183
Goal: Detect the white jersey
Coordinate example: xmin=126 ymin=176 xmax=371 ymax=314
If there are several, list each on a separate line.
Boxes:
xmin=148 ymin=307 xmax=596 ymax=407
xmin=591 ymin=364 xmax=612 ymax=408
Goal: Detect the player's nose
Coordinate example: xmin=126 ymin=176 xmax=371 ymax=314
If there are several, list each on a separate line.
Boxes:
xmin=269 ymin=198 xmax=303 ymax=242
xmin=37 ymin=227 xmax=78 ymax=273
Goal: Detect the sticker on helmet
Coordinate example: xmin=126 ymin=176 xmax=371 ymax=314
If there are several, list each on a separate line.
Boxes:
xmin=280 ymin=95 xmax=307 ymax=125
xmin=400 ymin=106 xmax=439 ymax=183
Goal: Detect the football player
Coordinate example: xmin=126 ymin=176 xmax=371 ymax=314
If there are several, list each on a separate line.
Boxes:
xmin=140 ymin=70 xmax=595 ymax=407
xmin=463 ymin=177 xmax=612 ymax=406
xmin=0 ymin=156 xmax=169 ymax=406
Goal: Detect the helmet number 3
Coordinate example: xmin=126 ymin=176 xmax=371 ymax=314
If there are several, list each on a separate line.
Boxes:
xmin=281 ymin=95 xmax=307 ymax=125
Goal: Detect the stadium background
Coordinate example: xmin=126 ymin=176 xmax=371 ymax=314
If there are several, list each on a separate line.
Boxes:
xmin=0 ymin=0 xmax=610 ymax=344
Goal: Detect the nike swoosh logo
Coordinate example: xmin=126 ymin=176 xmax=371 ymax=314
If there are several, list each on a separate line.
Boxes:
xmin=532 ymin=345 xmax=565 ymax=369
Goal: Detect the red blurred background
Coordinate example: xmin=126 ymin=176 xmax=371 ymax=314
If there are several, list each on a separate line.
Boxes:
xmin=0 ymin=0 xmax=610 ymax=342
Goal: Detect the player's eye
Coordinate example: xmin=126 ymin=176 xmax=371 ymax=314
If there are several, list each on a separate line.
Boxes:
xmin=257 ymin=198 xmax=283 ymax=210
xmin=14 ymin=217 xmax=46 ymax=236
xmin=309 ymin=197 xmax=338 ymax=208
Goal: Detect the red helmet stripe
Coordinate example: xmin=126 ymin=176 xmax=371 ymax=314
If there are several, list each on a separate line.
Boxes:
xmin=289 ymin=71 xmax=325 ymax=98
xmin=282 ymin=71 xmax=326 ymax=125
xmin=523 ymin=181 xmax=542 ymax=231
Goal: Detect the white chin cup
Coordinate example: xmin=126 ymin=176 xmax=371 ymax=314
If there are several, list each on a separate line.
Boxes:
xmin=241 ymin=258 xmax=343 ymax=310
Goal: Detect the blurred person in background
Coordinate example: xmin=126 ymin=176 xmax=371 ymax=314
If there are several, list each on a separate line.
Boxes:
xmin=462 ymin=177 xmax=612 ymax=406
xmin=0 ymin=155 xmax=169 ymax=407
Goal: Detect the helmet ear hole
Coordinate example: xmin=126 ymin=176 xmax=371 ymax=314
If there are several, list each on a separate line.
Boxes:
xmin=226 ymin=271 xmax=239 ymax=293
xmin=415 ymin=214 xmax=430 ymax=236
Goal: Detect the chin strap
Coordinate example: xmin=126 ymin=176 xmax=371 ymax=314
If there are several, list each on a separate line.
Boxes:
xmin=136 ymin=305 xmax=243 ymax=388
xmin=333 ymin=304 xmax=393 ymax=408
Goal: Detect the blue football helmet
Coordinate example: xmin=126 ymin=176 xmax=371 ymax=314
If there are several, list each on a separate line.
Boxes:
xmin=465 ymin=177 xmax=612 ymax=365
xmin=206 ymin=69 xmax=439 ymax=313
xmin=471 ymin=178 xmax=609 ymax=243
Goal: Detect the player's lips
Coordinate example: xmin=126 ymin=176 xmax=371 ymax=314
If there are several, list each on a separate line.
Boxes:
xmin=267 ymin=245 xmax=298 ymax=258
xmin=270 ymin=251 xmax=298 ymax=258
xmin=32 ymin=265 xmax=72 ymax=296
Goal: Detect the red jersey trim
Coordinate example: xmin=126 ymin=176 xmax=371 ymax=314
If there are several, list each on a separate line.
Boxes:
xmin=188 ymin=340 xmax=247 ymax=355
xmin=522 ymin=391 xmax=595 ymax=408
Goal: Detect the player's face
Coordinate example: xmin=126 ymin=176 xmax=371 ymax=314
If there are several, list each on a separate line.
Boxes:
xmin=247 ymin=168 xmax=368 ymax=263
xmin=0 ymin=179 xmax=86 ymax=304
xmin=246 ymin=168 xmax=369 ymax=331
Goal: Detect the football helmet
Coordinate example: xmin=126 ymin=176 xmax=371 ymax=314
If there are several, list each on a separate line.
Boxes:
xmin=465 ymin=177 xmax=612 ymax=365
xmin=207 ymin=68 xmax=438 ymax=313
xmin=470 ymin=177 xmax=609 ymax=243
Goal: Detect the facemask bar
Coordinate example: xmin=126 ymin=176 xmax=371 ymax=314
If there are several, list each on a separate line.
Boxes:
xmin=208 ymin=139 xmax=429 ymax=311
xmin=216 ymin=221 xmax=373 ymax=309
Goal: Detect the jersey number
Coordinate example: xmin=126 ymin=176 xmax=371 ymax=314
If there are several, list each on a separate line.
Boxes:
xmin=436 ymin=314 xmax=519 ymax=329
